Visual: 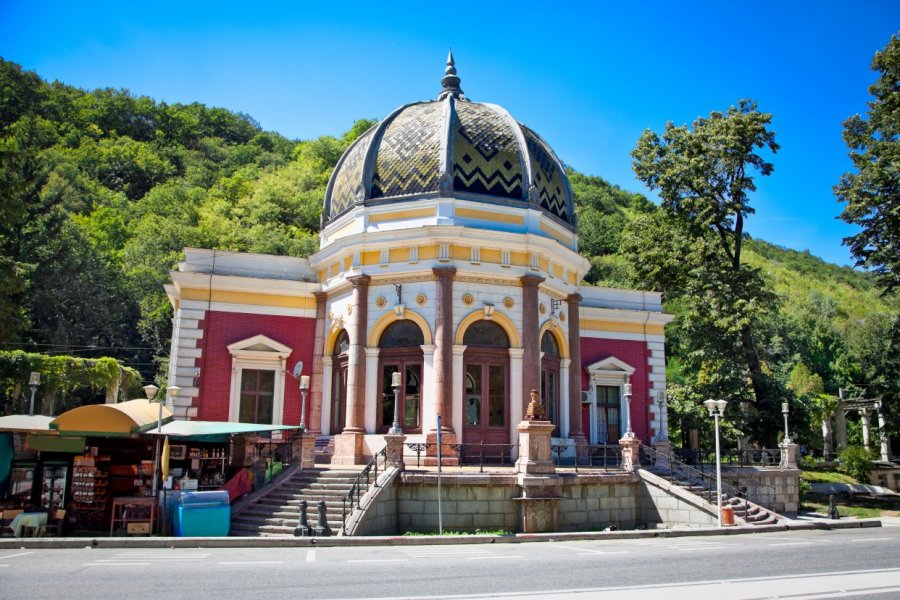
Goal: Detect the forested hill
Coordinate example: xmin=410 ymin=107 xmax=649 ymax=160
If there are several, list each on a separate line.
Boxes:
xmin=1 ymin=58 xmax=896 ymax=441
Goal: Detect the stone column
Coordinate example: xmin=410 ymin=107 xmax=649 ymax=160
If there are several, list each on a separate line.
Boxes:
xmin=333 ymin=274 xmax=369 ymax=465
xmin=822 ymin=414 xmax=834 ymax=461
xmin=860 ymin=408 xmax=871 ymax=448
xmin=566 ymin=293 xmax=587 ymax=459
xmin=427 ymin=267 xmax=457 ymax=465
xmin=875 ymin=402 xmax=891 ymax=462
xmin=520 ymin=275 xmax=543 ymax=414
xmin=780 ymin=442 xmax=799 ymax=469
xmin=835 ymin=398 xmax=847 ymax=452
xmin=309 ymin=291 xmax=327 ymax=436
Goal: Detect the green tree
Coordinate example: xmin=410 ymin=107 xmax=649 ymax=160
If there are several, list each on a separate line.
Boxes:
xmin=629 ymin=100 xmax=780 ymax=438
xmin=836 ymin=34 xmax=900 ymax=295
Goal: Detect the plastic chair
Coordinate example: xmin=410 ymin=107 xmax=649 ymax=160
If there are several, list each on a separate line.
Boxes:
xmin=0 ymin=509 xmax=23 ymax=537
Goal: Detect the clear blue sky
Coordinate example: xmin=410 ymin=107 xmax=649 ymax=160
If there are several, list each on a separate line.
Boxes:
xmin=2 ymin=1 xmax=898 ymax=267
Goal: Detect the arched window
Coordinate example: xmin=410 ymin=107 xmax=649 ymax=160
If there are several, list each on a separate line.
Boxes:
xmin=541 ymin=330 xmax=561 ymax=436
xmin=330 ymin=330 xmax=349 ymax=434
xmin=378 ymin=321 xmax=424 ymax=433
xmin=462 ymin=320 xmax=509 ymax=347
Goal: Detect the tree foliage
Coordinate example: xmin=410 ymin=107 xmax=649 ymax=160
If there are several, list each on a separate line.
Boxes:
xmin=836 ymin=34 xmax=900 ymax=295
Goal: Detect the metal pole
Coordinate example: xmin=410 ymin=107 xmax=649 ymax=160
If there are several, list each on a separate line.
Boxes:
xmin=715 ymin=412 xmax=722 ymax=528
xmin=28 ymin=386 xmax=37 ymax=416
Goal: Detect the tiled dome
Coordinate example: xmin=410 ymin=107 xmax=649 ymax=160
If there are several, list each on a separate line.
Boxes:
xmin=323 ymin=53 xmax=575 ymax=231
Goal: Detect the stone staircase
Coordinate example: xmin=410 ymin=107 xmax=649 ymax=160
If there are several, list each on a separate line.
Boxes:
xmin=230 ymin=467 xmax=362 ymax=536
xmin=648 ymin=468 xmax=781 ymax=525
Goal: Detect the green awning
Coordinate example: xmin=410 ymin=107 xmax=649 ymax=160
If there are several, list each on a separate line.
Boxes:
xmin=25 ymin=434 xmax=86 ymax=453
xmin=143 ymin=420 xmax=299 ymax=442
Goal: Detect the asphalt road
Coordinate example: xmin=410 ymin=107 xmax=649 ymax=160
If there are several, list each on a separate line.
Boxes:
xmin=2 ymin=526 xmax=900 ymax=599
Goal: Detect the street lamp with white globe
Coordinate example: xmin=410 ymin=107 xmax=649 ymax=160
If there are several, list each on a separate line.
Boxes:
xmin=703 ymin=398 xmax=727 ymax=527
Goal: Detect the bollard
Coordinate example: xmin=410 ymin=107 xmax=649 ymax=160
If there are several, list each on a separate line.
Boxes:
xmin=294 ymin=499 xmax=312 ymax=537
xmin=828 ymin=494 xmax=840 ymax=520
xmin=314 ymin=500 xmax=332 ymax=537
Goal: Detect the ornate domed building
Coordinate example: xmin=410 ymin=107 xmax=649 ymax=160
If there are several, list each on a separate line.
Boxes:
xmin=165 ymin=54 xmax=672 ymax=466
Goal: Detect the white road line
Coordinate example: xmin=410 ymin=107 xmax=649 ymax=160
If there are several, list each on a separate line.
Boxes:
xmin=851 ymin=537 xmax=892 ymax=542
xmin=676 ymin=546 xmax=727 ymax=551
xmin=466 ymin=555 xmax=523 ymax=560
xmin=218 ymin=561 xmax=283 ymax=565
xmin=768 ymin=541 xmax=814 ymax=547
xmin=347 ymin=559 xmax=409 ymax=563
xmin=0 ymin=552 xmax=34 ymax=560
xmin=306 ymin=549 xmax=316 ymax=562
xmin=548 ymin=544 xmax=631 ymax=555
xmin=83 ymin=562 xmax=152 ymax=566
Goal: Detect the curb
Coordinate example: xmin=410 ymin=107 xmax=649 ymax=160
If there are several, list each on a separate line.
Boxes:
xmin=0 ymin=518 xmax=881 ymax=550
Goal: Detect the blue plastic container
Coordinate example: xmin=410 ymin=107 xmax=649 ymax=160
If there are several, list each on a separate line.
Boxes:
xmin=173 ymin=490 xmax=231 ymax=537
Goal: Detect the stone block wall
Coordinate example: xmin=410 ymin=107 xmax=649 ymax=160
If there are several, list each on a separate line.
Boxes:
xmin=344 ymin=468 xmax=401 ymax=536
xmin=637 ymin=470 xmax=718 ymax=528
xmin=397 ymin=473 xmax=520 ymax=533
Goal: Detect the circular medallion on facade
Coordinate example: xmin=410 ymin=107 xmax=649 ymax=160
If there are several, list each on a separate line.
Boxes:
xmin=503 ymin=296 xmax=514 ymax=309
xmin=539 ymin=303 xmax=547 ymax=315
xmin=375 ymin=296 xmax=386 ymax=308
xmin=560 ymin=311 xmax=566 ymax=322
xmin=462 ymin=293 xmax=474 ymax=305
xmin=416 ymin=293 xmax=427 ymax=306
xmin=328 ymin=310 xmax=334 ymax=322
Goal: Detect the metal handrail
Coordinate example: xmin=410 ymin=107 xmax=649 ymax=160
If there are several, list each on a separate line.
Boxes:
xmin=341 ymin=447 xmax=387 ymax=535
xmin=640 ymin=443 xmax=747 ymax=509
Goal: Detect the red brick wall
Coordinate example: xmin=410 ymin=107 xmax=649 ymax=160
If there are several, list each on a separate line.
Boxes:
xmin=194 ymin=311 xmax=316 ymax=424
xmin=578 ymin=337 xmax=652 ymax=442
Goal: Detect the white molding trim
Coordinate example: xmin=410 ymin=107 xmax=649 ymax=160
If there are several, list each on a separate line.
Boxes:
xmin=227 ymin=335 xmax=292 ymax=425
xmin=580 ymin=330 xmax=666 ymax=343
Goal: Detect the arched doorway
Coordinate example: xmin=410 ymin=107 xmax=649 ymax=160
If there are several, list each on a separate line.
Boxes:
xmin=462 ymin=320 xmax=510 ymax=461
xmin=540 ymin=330 xmax=561 ymax=436
xmin=330 ymin=330 xmax=349 ymax=434
xmin=378 ymin=320 xmax=424 ymax=433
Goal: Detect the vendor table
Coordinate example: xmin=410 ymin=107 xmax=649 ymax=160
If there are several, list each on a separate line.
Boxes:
xmin=110 ymin=497 xmax=157 ymax=536
xmin=11 ymin=512 xmax=47 ymax=537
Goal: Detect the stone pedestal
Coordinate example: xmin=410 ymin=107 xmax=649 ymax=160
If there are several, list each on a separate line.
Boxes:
xmin=300 ymin=434 xmax=315 ymax=469
xmin=652 ymin=440 xmax=671 ymax=470
xmin=515 ymin=476 xmax=560 ymax=533
xmin=516 ymin=420 xmax=556 ymax=475
xmin=780 ymin=442 xmax=799 ymax=469
xmin=424 ymin=431 xmax=458 ymax=466
xmin=383 ymin=433 xmax=407 ymax=469
xmin=619 ymin=436 xmax=641 ymax=472
xmin=332 ymin=432 xmax=364 ymax=465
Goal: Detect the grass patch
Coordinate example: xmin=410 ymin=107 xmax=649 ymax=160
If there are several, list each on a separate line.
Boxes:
xmin=403 ymin=529 xmax=511 ymax=536
xmin=802 ymin=492 xmax=900 ymax=519
xmin=799 ymin=470 xmax=858 ymax=484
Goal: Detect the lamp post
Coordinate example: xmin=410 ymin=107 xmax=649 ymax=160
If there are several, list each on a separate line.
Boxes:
xmin=623 ymin=383 xmax=634 ymax=438
xmin=703 ymin=398 xmax=727 ymax=527
xmin=143 ymin=384 xmax=160 ymax=497
xmin=299 ymin=376 xmax=310 ymax=431
xmin=28 ymin=372 xmax=41 ymax=416
xmin=782 ymin=401 xmax=791 ymax=444
xmin=389 ymin=371 xmax=402 ymax=434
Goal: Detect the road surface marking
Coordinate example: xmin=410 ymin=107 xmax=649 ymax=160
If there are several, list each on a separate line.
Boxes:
xmin=83 ymin=562 xmax=152 ymax=566
xmin=218 ymin=561 xmax=283 ymax=565
xmin=466 ymin=555 xmax=523 ymax=560
xmin=306 ymin=549 xmax=316 ymax=562
xmin=675 ymin=545 xmax=727 ymax=551
xmin=768 ymin=541 xmax=814 ymax=546
xmin=851 ymin=537 xmax=891 ymax=542
xmin=547 ymin=544 xmax=631 ymax=555
xmin=347 ymin=559 xmax=409 ymax=563
xmin=0 ymin=552 xmax=34 ymax=560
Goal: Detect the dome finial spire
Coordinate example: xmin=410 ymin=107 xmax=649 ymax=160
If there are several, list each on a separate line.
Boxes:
xmin=438 ymin=49 xmax=466 ymax=100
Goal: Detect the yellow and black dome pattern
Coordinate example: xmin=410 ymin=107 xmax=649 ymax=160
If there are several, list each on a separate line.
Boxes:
xmin=323 ymin=57 xmax=574 ymax=231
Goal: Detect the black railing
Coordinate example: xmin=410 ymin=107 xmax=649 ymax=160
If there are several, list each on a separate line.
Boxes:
xmin=405 ymin=442 xmax=516 ymax=472
xmin=640 ymin=443 xmax=747 ymax=508
xmin=674 ymin=447 xmax=782 ymax=468
xmin=341 ymin=447 xmax=387 ymax=535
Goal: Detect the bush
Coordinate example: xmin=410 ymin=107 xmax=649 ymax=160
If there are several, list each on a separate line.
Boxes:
xmin=838 ymin=445 xmax=874 ymax=483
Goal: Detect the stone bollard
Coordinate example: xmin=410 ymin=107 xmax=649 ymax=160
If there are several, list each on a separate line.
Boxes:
xmin=828 ymin=494 xmax=840 ymax=520
xmin=293 ymin=499 xmax=312 ymax=537
xmin=314 ymin=500 xmax=332 ymax=537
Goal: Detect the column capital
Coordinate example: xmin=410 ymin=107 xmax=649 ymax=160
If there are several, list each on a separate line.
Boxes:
xmin=520 ymin=274 xmax=545 ymax=287
xmin=432 ymin=266 xmax=457 ymax=280
xmin=566 ymin=292 xmax=582 ymax=305
xmin=314 ymin=290 xmax=328 ymax=302
xmin=347 ymin=274 xmax=371 ymax=288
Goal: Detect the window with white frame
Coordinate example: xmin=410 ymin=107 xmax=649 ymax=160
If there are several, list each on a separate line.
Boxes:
xmin=585 ymin=356 xmax=635 ymax=445
xmin=227 ymin=334 xmax=292 ymax=425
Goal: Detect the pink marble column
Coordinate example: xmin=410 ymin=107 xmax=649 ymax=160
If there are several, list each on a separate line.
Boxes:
xmin=520 ymin=275 xmax=544 ymax=414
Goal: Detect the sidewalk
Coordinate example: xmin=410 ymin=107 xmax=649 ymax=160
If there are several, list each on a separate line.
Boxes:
xmin=0 ymin=516 xmax=882 ymax=550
